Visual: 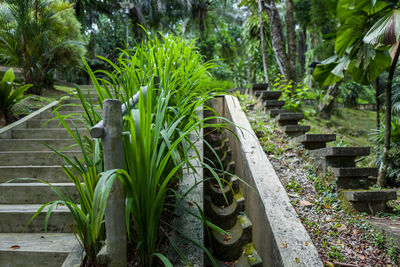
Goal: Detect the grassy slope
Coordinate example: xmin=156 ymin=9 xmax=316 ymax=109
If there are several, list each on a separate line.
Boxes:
xmin=303 ymin=107 xmax=377 ymax=147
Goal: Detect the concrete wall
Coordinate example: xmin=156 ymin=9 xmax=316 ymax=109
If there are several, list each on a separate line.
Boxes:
xmin=219 ymin=95 xmax=323 ymax=267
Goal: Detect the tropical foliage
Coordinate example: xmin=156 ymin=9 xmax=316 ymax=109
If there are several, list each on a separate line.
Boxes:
xmin=0 ymin=68 xmax=32 ymax=126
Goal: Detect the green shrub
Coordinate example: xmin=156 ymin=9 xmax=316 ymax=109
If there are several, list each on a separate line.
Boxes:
xmin=0 ymin=68 xmax=31 ymax=126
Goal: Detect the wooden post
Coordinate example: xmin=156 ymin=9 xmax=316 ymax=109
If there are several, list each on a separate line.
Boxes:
xmin=101 ymin=99 xmax=127 ymax=267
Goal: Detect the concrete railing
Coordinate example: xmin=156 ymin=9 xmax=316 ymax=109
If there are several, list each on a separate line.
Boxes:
xmin=211 ymin=95 xmax=323 ymax=266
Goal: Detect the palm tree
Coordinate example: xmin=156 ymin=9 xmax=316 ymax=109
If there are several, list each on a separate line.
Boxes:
xmin=0 ymin=0 xmax=70 ymax=94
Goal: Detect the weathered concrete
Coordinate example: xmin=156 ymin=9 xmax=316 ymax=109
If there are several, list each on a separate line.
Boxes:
xmin=341 ymin=190 xmax=397 ymax=215
xmin=26 ymin=119 xmax=85 ymax=128
xmin=0 ymin=204 xmax=74 ymax=233
xmin=12 ymin=128 xmax=89 ymax=139
xmin=255 ymin=91 xmax=282 ymax=101
xmin=311 ymin=147 xmax=370 ymax=157
xmin=252 ymin=83 xmax=268 ymax=91
xmin=283 ymin=125 xmax=311 ymax=137
xmin=294 ymin=134 xmax=336 ymax=150
xmin=0 ymin=233 xmax=77 ymax=267
xmin=369 ymin=218 xmax=400 ymax=247
xmin=0 ymin=139 xmax=76 ymax=151
xmin=268 ymin=109 xmax=291 ymax=118
xmin=263 ymin=100 xmax=285 ymax=110
xmin=220 ymin=95 xmax=323 ymax=266
xmin=61 ymin=244 xmax=84 ymax=267
xmin=333 ymin=168 xmax=378 ymax=190
xmin=276 ymin=113 xmax=304 ymax=126
xmin=168 ymin=131 xmax=204 ymax=266
xmin=0 ymin=183 xmax=78 ymax=204
xmin=0 ymin=166 xmax=67 ymax=183
xmin=0 ymin=151 xmax=82 ymax=166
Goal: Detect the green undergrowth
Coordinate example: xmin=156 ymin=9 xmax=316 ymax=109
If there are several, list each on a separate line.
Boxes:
xmin=11 ymin=94 xmax=56 ymax=117
xmin=303 ymin=107 xmax=376 ymax=147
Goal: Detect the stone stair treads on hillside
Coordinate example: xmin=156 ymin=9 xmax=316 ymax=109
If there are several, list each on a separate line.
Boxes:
xmin=275 ymin=113 xmax=304 ymax=126
xmin=294 ymin=134 xmax=336 ymax=150
xmin=340 ymin=190 xmax=397 ymax=215
xmin=310 ymin=147 xmax=370 ymax=169
xmin=252 ymin=83 xmax=268 ymax=91
xmin=268 ymin=108 xmax=291 ymax=118
xmin=0 ymin=93 xmax=95 ymax=265
xmin=263 ymin=100 xmax=285 ymax=110
xmin=333 ymin=167 xmax=378 ymax=190
xmin=283 ymin=125 xmax=311 ymax=137
xmin=254 ymin=91 xmax=282 ymax=101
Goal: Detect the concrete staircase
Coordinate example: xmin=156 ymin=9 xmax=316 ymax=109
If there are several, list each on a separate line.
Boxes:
xmin=251 ymin=82 xmax=398 ymax=215
xmin=0 ymin=89 xmax=96 ymax=266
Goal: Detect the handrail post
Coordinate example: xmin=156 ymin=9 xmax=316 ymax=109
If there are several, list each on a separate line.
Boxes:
xmin=101 ymin=99 xmax=127 ymax=267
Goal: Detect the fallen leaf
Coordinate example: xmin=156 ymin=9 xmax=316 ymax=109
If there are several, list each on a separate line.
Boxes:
xmin=358 ymin=254 xmax=365 ymax=260
xmin=295 ymin=257 xmax=299 ymax=263
xmin=299 ymin=200 xmax=313 ymax=207
xmin=280 ymin=243 xmax=287 ymax=248
xmin=305 ymin=241 xmax=309 ymax=246
xmin=337 ymin=225 xmax=347 ymax=232
xmin=353 ymin=229 xmax=358 ymax=236
xmin=223 ymin=234 xmax=232 ymax=242
xmin=324 ymin=261 xmax=334 ymax=267
xmin=9 ymin=245 xmax=20 ymax=250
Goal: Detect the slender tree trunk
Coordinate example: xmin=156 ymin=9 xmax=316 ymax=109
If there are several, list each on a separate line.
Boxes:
xmin=298 ymin=27 xmax=307 ymax=78
xmin=285 ymin=0 xmax=297 ymax=83
xmin=257 ymin=0 xmax=270 ymax=87
xmin=0 ymin=110 xmax=6 ymax=127
xmin=317 ymin=82 xmax=340 ymax=119
xmin=377 ymin=41 xmax=400 ymax=187
xmin=262 ymin=0 xmax=289 ymax=78
xmin=376 ymin=78 xmax=380 ymax=131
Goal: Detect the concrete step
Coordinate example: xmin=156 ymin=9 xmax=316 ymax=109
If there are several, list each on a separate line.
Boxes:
xmin=205 ymin=196 xmax=241 ymax=230
xmin=283 ymin=125 xmax=310 ymax=137
xmin=252 ymin=83 xmax=268 ymax=91
xmin=0 ymin=151 xmax=82 ymax=166
xmin=0 ymin=166 xmax=67 ymax=183
xmin=341 ymin=190 xmax=397 ymax=215
xmin=0 ymin=139 xmax=76 ymax=151
xmin=268 ymin=109 xmax=290 ymax=118
xmin=0 ymin=183 xmax=78 ymax=204
xmin=38 ymin=110 xmax=87 ymax=119
xmin=61 ymin=97 xmax=99 ymax=104
xmin=12 ymin=128 xmax=89 ymax=139
xmin=0 ymin=204 xmax=74 ymax=233
xmin=0 ymin=233 xmax=77 ymax=267
xmin=263 ymin=100 xmax=285 ymax=110
xmin=294 ymin=134 xmax=336 ymax=150
xmin=26 ymin=119 xmax=86 ymax=128
xmin=333 ymin=167 xmax=378 ymax=190
xmin=255 ymin=91 xmax=282 ymax=101
xmin=276 ymin=113 xmax=304 ymax=126
xmin=310 ymin=147 xmax=370 ymax=168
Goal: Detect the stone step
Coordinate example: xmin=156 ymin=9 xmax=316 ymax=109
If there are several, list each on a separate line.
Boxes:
xmin=333 ymin=167 xmax=378 ymax=190
xmin=255 ymin=91 xmax=282 ymax=101
xmin=26 ymin=119 xmax=86 ymax=128
xmin=310 ymin=147 xmax=370 ymax=168
xmin=38 ymin=110 xmax=88 ymax=119
xmin=283 ymin=125 xmax=310 ymax=137
xmin=252 ymin=83 xmax=268 ymax=91
xmin=0 ymin=166 xmax=67 ymax=183
xmin=61 ymin=97 xmax=99 ymax=105
xmin=0 ymin=204 xmax=74 ymax=233
xmin=276 ymin=113 xmax=304 ymax=126
xmin=212 ymin=214 xmax=253 ymax=261
xmin=0 ymin=183 xmax=78 ymax=204
xmin=12 ymin=128 xmax=89 ymax=139
xmin=0 ymin=151 xmax=82 ymax=166
xmin=341 ymin=190 xmax=397 ymax=215
xmin=263 ymin=100 xmax=285 ymax=110
xmin=311 ymin=147 xmax=370 ymax=157
xmin=0 ymin=233 xmax=77 ymax=267
xmin=0 ymin=139 xmax=76 ymax=151
xmin=206 ymin=180 xmax=234 ymax=207
xmin=268 ymin=109 xmax=290 ymax=118
xmin=294 ymin=134 xmax=336 ymax=150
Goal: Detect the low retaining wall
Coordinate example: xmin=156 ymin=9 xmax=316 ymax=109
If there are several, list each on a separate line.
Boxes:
xmin=213 ymin=95 xmax=323 ymax=266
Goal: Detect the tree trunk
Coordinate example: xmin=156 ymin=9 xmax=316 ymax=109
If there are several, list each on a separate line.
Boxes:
xmin=285 ymin=0 xmax=297 ymax=83
xmin=377 ymin=41 xmax=400 ymax=187
xmin=0 ymin=110 xmax=6 ymax=128
xmin=262 ymin=0 xmax=289 ymax=78
xmin=298 ymin=27 xmax=307 ymax=78
xmin=375 ymin=78 xmax=380 ymax=131
xmin=257 ymin=0 xmax=270 ymax=87
xmin=317 ymin=83 xmax=340 ymax=119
